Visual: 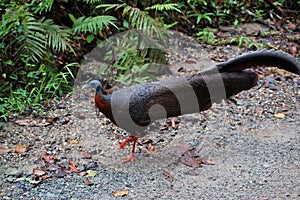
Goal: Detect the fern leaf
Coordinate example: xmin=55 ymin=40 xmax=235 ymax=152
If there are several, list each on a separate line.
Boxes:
xmin=72 ymin=16 xmax=117 ymax=34
xmin=145 ymin=3 xmax=181 ymax=13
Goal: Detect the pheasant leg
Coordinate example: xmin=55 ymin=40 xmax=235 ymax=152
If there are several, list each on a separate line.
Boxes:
xmin=119 ymin=136 xmax=138 ymax=163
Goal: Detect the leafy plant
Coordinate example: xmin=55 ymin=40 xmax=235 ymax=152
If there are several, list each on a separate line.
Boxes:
xmin=0 ymin=2 xmax=76 ymax=120
xmin=0 ymin=6 xmax=71 ymax=63
xmin=196 ymin=28 xmax=218 ymax=44
xmin=95 ymin=3 xmax=172 ymax=84
xmin=0 ymin=63 xmax=75 ymax=120
xmin=70 ymin=15 xmax=118 ymax=35
xmin=230 ymin=36 xmax=266 ymax=49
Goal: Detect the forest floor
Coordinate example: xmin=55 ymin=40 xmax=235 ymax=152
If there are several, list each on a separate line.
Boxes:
xmin=1 ymin=22 xmax=300 ymax=199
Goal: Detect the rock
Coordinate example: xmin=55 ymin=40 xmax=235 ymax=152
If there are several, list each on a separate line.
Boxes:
xmin=5 ymin=168 xmax=22 ymax=177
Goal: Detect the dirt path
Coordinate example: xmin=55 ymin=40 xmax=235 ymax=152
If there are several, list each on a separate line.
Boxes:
xmin=1 ymin=28 xmax=300 ymax=199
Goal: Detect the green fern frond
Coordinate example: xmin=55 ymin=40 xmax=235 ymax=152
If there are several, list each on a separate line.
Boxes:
xmin=82 ymin=0 xmax=103 ymax=4
xmin=14 ymin=16 xmax=47 ymax=62
xmin=32 ymin=0 xmax=54 ymax=14
xmin=35 ymin=19 xmax=71 ymax=52
xmin=72 ymin=15 xmax=117 ymax=34
xmin=20 ymin=17 xmax=71 ymax=61
xmin=122 ymin=5 xmax=167 ymax=38
xmin=1 ymin=7 xmax=71 ymax=63
xmin=96 ymin=4 xmax=126 ymax=12
xmin=145 ymin=3 xmax=181 ymax=13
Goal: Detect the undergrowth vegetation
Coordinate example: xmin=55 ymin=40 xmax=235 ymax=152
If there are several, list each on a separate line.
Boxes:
xmin=0 ymin=0 xmax=299 ymax=120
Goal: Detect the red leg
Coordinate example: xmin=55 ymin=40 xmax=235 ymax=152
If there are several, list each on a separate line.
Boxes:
xmin=119 ymin=136 xmax=138 ymax=163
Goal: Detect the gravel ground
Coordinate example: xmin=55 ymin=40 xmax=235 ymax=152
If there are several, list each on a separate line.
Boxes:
xmin=1 ymin=31 xmax=300 ymax=199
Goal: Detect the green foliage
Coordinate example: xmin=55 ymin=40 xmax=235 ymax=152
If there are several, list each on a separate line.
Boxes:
xmin=145 ymin=3 xmax=181 ymax=13
xmin=196 ymin=28 xmax=218 ymax=44
xmin=0 ymin=1 xmax=76 ymax=120
xmin=96 ymin=2 xmax=170 ymax=84
xmin=31 ymin=0 xmax=54 ymax=14
xmin=1 ymin=6 xmax=71 ymax=62
xmin=70 ymin=15 xmax=118 ymax=35
xmin=1 ymin=0 xmax=299 ymax=120
xmin=230 ymin=36 xmax=266 ymax=50
xmin=0 ymin=63 xmax=76 ymax=120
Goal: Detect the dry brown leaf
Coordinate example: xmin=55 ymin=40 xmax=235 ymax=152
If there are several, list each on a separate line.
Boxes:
xmin=160 ymin=125 xmax=168 ymax=131
xmin=0 ymin=146 xmax=11 ymax=153
xmin=82 ymin=177 xmax=93 ymax=186
xmin=69 ymin=161 xmax=79 ymax=172
xmin=14 ymin=119 xmax=30 ymax=126
xmin=41 ymin=152 xmax=57 ymax=163
xmin=139 ymin=138 xmax=153 ymax=144
xmin=176 ymin=142 xmax=213 ymax=168
xmin=201 ymin=160 xmax=215 ymax=165
xmin=33 ymin=167 xmax=46 ymax=176
xmin=41 ymin=174 xmax=48 ymax=181
xmin=14 ymin=144 xmax=26 ymax=154
xmin=180 ymin=152 xmax=200 ymax=168
xmin=162 ymin=170 xmax=174 ymax=182
xmin=35 ymin=122 xmax=50 ymax=127
xmin=112 ymin=190 xmax=128 ymax=197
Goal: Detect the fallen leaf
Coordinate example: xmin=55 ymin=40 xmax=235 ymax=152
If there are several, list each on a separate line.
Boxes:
xmin=112 ymin=190 xmax=128 ymax=197
xmin=160 ymin=125 xmax=168 ymax=131
xmin=41 ymin=152 xmax=57 ymax=163
xmin=82 ymin=177 xmax=93 ymax=186
xmin=0 ymin=146 xmax=11 ymax=153
xmin=14 ymin=119 xmax=30 ymax=126
xmin=146 ymin=145 xmax=155 ymax=154
xmin=14 ymin=144 xmax=26 ymax=154
xmin=274 ymin=113 xmax=285 ymax=119
xmin=70 ymin=140 xmax=79 ymax=144
xmin=176 ymin=142 xmax=213 ymax=168
xmin=171 ymin=118 xmax=178 ymax=129
xmin=162 ymin=170 xmax=174 ymax=182
xmin=179 ymin=151 xmax=200 ymax=168
xmin=201 ymin=160 xmax=215 ymax=165
xmin=139 ymin=138 xmax=153 ymax=144
xmin=41 ymin=174 xmax=48 ymax=181
xmin=35 ymin=122 xmax=50 ymax=127
xmin=86 ymin=170 xmax=97 ymax=177
xmin=33 ymin=167 xmax=46 ymax=176
xmin=69 ymin=161 xmax=79 ymax=172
